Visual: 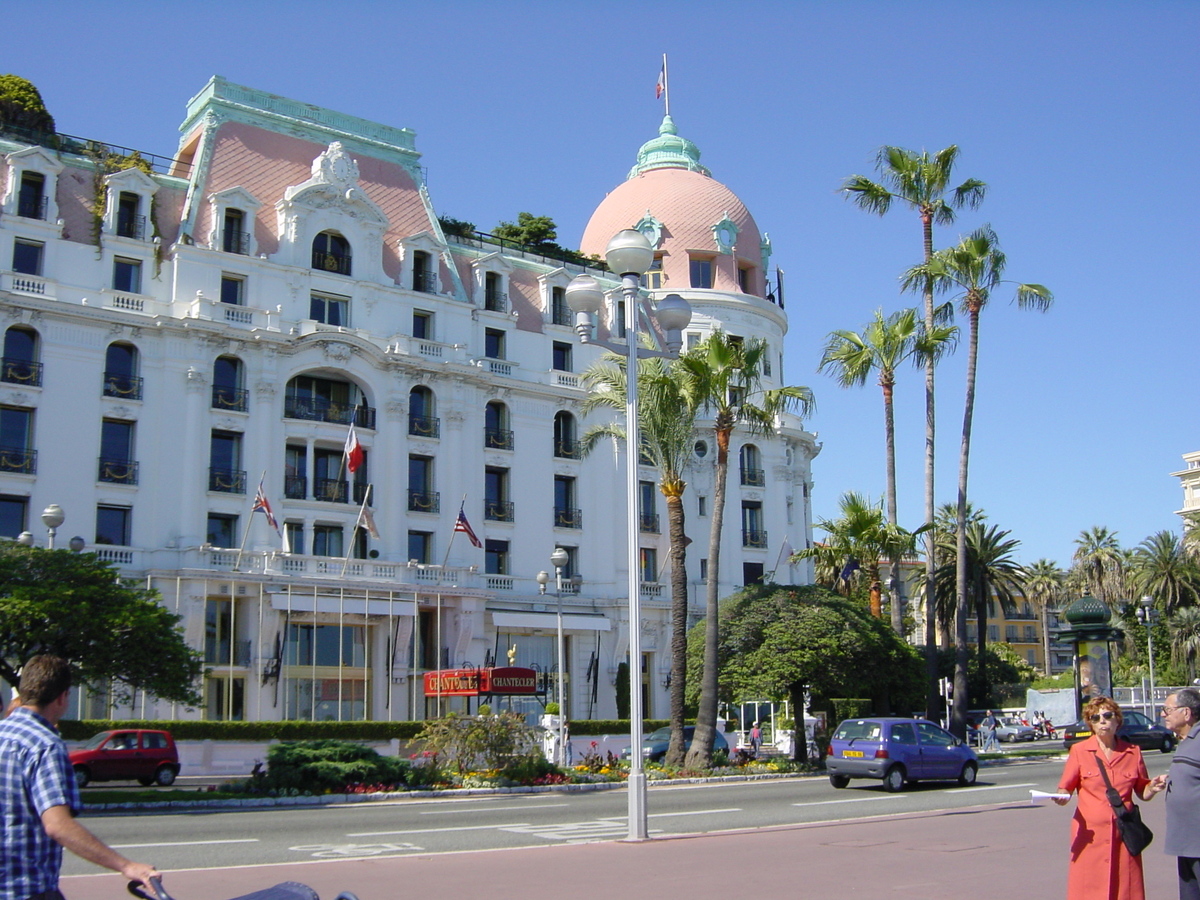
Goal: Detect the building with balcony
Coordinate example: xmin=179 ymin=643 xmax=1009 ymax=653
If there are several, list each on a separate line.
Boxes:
xmin=0 ymin=77 xmax=818 ymax=723
xmin=1173 ymin=451 xmax=1200 ymax=523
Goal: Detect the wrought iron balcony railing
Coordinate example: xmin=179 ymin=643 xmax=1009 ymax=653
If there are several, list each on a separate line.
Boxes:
xmin=222 ymin=229 xmax=250 ymax=255
xmin=17 ymin=196 xmax=47 ymax=220
xmin=554 ymin=438 xmax=581 ymax=459
xmin=208 ymin=467 xmax=247 ymax=494
xmin=314 ymin=478 xmax=349 ymax=504
xmin=284 ymin=396 xmax=375 ymax=428
xmin=412 ymin=269 xmax=437 ymax=293
xmin=554 ymin=506 xmax=582 ymax=529
xmin=484 ymin=500 xmax=514 ymax=522
xmin=740 ymin=467 xmax=765 ymax=487
xmin=212 ymin=385 xmax=248 ymax=411
xmin=312 ymin=249 xmax=352 ymax=275
xmin=742 ymin=528 xmax=768 ymax=549
xmin=98 ymin=457 xmax=139 ymax=484
xmin=409 ymin=414 xmax=440 ymax=438
xmin=116 ymin=213 xmax=146 ymax=240
xmin=284 ymin=475 xmax=308 ymax=500
xmin=639 ymin=513 xmax=660 ymax=534
xmin=103 ymin=372 xmax=143 ymax=400
xmin=408 ymin=490 xmax=440 ymax=513
xmin=0 ymin=446 xmax=36 ymax=474
xmin=484 ymin=428 xmax=514 ymax=451
xmin=1 ymin=358 xmax=42 ymax=386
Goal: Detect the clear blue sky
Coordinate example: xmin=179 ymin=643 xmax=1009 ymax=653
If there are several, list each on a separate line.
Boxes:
xmin=9 ymin=0 xmax=1196 ymax=569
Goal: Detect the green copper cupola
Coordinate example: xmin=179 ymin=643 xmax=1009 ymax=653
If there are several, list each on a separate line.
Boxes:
xmin=626 ymin=115 xmax=711 ymax=178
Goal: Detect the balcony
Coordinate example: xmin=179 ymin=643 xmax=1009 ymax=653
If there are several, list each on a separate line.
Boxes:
xmin=98 ymin=457 xmax=139 ymax=485
xmin=17 ymin=196 xmax=47 ymax=220
xmin=740 ymin=467 xmax=765 ymax=487
xmin=103 ymin=372 xmax=143 ymax=400
xmin=484 ymin=291 xmax=507 ymax=313
xmin=314 ymin=478 xmax=349 ymax=504
xmin=312 ymin=249 xmax=352 ymax=275
xmin=551 ymin=304 xmax=571 ymax=327
xmin=554 ymin=507 xmax=582 ymax=529
xmin=742 ymin=528 xmax=768 ymax=549
xmin=284 ymin=396 xmax=375 ymax=429
xmin=221 ymin=229 xmax=250 ymax=255
xmin=409 ymin=414 xmax=440 ymax=438
xmin=1 ymin=358 xmax=42 ymax=387
xmin=554 ymin=438 xmax=581 ymax=460
xmin=284 ymin=475 xmax=307 ymax=500
xmin=412 ymin=269 xmax=437 ymax=293
xmin=408 ymin=490 xmax=440 ymax=513
xmin=5 ymin=274 xmax=52 ymax=297
xmin=208 ymin=467 xmax=247 ymax=494
xmin=484 ymin=428 xmax=514 ymax=451
xmin=0 ymin=446 xmax=36 ymax=474
xmin=484 ymin=499 xmax=514 ymax=522
xmin=639 ymin=513 xmax=660 ymax=534
xmin=116 ymin=214 xmax=146 ymax=240
xmin=211 ymin=385 xmax=248 ymax=412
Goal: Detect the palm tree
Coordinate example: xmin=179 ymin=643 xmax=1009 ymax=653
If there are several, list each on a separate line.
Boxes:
xmin=843 ymin=145 xmax=985 ymax=720
xmin=1070 ymin=526 xmax=1127 ymax=607
xmin=677 ymin=332 xmax=814 ymax=767
xmin=581 ymin=353 xmax=698 ymax=767
xmin=905 ymin=225 xmax=1051 ymax=736
xmin=1129 ymin=530 xmax=1200 ymax=615
xmin=1169 ymin=606 xmax=1200 ymax=681
xmin=819 ymin=308 xmax=956 ymax=635
xmin=1023 ymin=559 xmax=1067 ymax=676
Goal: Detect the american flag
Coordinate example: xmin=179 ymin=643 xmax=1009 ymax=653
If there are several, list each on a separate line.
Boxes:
xmin=453 ymin=506 xmax=482 ymax=548
xmin=252 ymin=478 xmax=280 ymax=535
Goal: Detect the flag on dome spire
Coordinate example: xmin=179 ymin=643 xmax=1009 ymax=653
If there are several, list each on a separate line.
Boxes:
xmin=655 ymin=54 xmax=670 ymax=115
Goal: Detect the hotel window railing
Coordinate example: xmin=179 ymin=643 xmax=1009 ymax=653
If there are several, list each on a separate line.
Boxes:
xmin=284 ymin=475 xmax=307 ymax=500
xmin=408 ymin=414 xmax=440 ymax=438
xmin=17 ymin=196 xmax=47 ymax=220
xmin=484 ymin=428 xmax=514 ymax=450
xmin=284 ymin=396 xmax=375 ymax=429
xmin=1 ymin=358 xmax=42 ymax=387
xmin=639 ymin=513 xmax=660 ymax=534
xmin=103 ymin=372 xmax=143 ymax=400
xmin=98 ymin=457 xmax=139 ymax=485
xmin=742 ymin=529 xmax=768 ymax=549
xmin=208 ymin=467 xmax=247 ymax=494
xmin=408 ymin=490 xmax=440 ymax=513
xmin=484 ymin=291 xmax=507 ymax=313
xmin=222 ymin=229 xmax=250 ymax=255
xmin=212 ymin=385 xmax=248 ymax=411
xmin=412 ymin=269 xmax=437 ymax=293
xmin=116 ymin=213 xmax=146 ymax=240
xmin=554 ymin=506 xmax=582 ymax=529
xmin=484 ymin=500 xmax=514 ymax=522
xmin=314 ymin=478 xmax=349 ymax=504
xmin=740 ymin=467 xmax=765 ymax=487
xmin=312 ymin=249 xmax=352 ymax=275
xmin=0 ymin=446 xmax=36 ymax=474
xmin=554 ymin=437 xmax=580 ymax=459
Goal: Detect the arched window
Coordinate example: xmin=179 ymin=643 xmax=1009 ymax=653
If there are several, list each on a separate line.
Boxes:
xmin=285 ymin=374 xmax=374 ymax=428
xmin=212 ymin=356 xmax=247 ymax=411
xmin=312 ymin=231 xmax=352 ymax=276
xmin=103 ymin=342 xmax=142 ymax=399
xmin=2 ymin=326 xmax=40 ymax=386
xmin=409 ymin=386 xmax=438 ymax=438
xmin=739 ymin=444 xmax=764 ymax=486
xmin=484 ymin=401 xmax=513 ymax=450
xmin=553 ymin=411 xmax=578 ymax=459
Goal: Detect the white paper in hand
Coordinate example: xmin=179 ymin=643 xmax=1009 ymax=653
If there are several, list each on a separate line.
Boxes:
xmin=1030 ymin=789 xmax=1070 ymax=802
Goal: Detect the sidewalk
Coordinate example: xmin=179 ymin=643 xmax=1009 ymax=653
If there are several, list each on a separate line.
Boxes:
xmin=62 ymin=794 xmax=1177 ymax=900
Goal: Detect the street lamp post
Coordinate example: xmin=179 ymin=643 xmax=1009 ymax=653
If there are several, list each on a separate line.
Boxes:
xmin=41 ymin=504 xmax=64 ymax=550
xmin=565 ymin=229 xmax=691 ymax=842
xmin=536 ymin=547 xmax=572 ymax=766
xmin=1136 ymin=596 xmax=1157 ymax=717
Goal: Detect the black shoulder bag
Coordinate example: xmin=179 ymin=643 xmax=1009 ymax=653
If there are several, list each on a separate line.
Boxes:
xmin=1093 ymin=752 xmax=1153 ymax=856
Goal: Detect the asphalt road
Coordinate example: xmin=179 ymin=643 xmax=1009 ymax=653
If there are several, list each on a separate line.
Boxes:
xmin=63 ymin=754 xmax=1173 ymax=874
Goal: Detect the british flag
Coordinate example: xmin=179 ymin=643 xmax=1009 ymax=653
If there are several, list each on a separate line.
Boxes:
xmin=252 ymin=478 xmax=280 ymax=535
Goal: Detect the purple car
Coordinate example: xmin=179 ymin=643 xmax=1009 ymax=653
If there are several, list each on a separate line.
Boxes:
xmin=825 ymin=717 xmax=978 ymax=792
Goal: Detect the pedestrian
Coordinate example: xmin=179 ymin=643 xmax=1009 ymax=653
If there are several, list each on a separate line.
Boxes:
xmin=980 ymin=710 xmax=1000 ymax=752
xmin=749 ymin=722 xmax=762 ymax=757
xmin=0 ymin=655 xmax=161 ymax=900
xmin=1054 ymin=695 xmax=1164 ymax=900
xmin=1156 ymin=688 xmax=1200 ymax=900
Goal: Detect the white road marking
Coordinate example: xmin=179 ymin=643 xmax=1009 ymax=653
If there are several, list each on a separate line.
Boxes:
xmin=943 ymin=782 xmax=1036 ymax=793
xmin=419 ymin=803 xmax=569 ymax=815
xmin=346 ymin=822 xmax=529 ymax=837
xmin=289 ymin=842 xmax=422 ymax=858
xmin=797 ymin=796 xmax=905 ymax=807
xmin=112 ymin=839 xmax=260 ymax=849
xmin=596 ymin=807 xmax=742 ymax=820
xmin=502 ymin=821 xmax=654 ymax=842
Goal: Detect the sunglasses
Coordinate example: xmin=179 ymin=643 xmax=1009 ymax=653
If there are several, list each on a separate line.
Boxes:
xmin=1089 ymin=711 xmax=1116 ymax=722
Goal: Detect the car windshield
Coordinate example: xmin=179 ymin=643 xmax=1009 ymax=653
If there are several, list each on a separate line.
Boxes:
xmin=833 ymin=720 xmax=881 ymax=741
xmin=79 ymin=731 xmax=114 ymax=750
xmin=1001 ymin=717 xmax=1023 ymax=726
xmin=645 ymin=728 xmax=672 ymax=741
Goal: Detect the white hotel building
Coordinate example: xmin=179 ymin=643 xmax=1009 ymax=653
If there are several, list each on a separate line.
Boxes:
xmin=0 ymin=77 xmax=819 ymax=722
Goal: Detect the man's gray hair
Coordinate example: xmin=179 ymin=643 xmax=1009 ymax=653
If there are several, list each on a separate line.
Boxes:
xmin=1174 ymin=687 xmax=1200 ymax=719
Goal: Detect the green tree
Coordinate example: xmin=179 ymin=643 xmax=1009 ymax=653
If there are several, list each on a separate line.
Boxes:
xmin=819 ymin=307 xmax=955 ymax=634
xmin=1168 ymin=606 xmax=1200 ymax=681
xmin=690 ymin=583 xmax=924 ymax=761
xmin=1023 ymin=559 xmax=1067 ymax=676
xmin=677 ymin=333 xmax=814 ymax=767
xmin=1070 ymin=526 xmax=1128 ymax=607
xmin=492 ymin=212 xmax=559 ymax=249
xmin=1129 ymin=530 xmax=1200 ymax=615
xmin=581 ymin=352 xmax=700 ymax=767
xmin=0 ymin=545 xmax=202 ymax=704
xmin=905 ymin=225 xmax=1051 ymax=736
xmin=0 ymin=74 xmax=55 ymax=135
xmin=842 ymin=145 xmax=985 ymax=719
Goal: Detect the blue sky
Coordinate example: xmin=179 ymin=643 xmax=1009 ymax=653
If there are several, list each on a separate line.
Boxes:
xmin=8 ymin=0 xmax=1196 ymax=569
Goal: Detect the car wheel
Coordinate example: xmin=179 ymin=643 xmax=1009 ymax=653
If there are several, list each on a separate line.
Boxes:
xmin=154 ymin=766 xmax=177 ymax=786
xmin=958 ymin=762 xmax=978 ymax=786
xmin=73 ymin=766 xmax=90 ymax=788
xmin=882 ymin=765 xmax=906 ymax=793
xmin=829 ymin=774 xmax=850 ymax=789
xmin=1003 ymin=733 xmax=1015 ymax=743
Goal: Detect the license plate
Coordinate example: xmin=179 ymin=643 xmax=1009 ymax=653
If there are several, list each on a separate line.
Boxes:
xmin=842 ymin=750 xmax=864 ymax=757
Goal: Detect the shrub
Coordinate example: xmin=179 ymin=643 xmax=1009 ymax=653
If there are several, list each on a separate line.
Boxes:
xmin=416 ymin=711 xmax=541 ymax=775
xmin=257 ymin=740 xmax=411 ymax=794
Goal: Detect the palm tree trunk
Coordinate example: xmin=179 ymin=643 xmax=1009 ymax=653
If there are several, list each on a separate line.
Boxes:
xmin=883 ymin=381 xmax=903 ymax=637
xmin=687 ymin=423 xmax=729 ymax=768
xmin=952 ymin=307 xmax=981 ymax=738
xmin=921 ymin=211 xmax=940 ymax=721
xmin=664 ymin=490 xmax=688 ymax=767
xmin=1041 ymin=601 xmax=1053 ymax=677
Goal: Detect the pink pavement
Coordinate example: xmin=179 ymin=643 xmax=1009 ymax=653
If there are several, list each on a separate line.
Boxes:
xmin=62 ymin=797 xmax=1177 ymax=900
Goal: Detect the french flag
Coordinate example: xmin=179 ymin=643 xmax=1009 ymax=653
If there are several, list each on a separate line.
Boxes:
xmin=344 ymin=424 xmax=364 ymax=474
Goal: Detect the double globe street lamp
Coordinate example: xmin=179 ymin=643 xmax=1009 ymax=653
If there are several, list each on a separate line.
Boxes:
xmin=565 ymin=229 xmax=691 ymax=841
xmin=1135 ymin=596 xmax=1158 ymax=717
xmin=536 ymin=547 xmax=580 ymax=766
xmin=17 ymin=503 xmax=83 ymax=551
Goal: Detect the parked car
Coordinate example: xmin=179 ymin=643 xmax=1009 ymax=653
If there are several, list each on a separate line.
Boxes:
xmin=1061 ymin=708 xmax=1176 ymax=752
xmin=825 ymin=717 xmax=978 ymax=792
xmin=69 ymin=729 xmax=180 ymax=787
xmin=621 ymin=725 xmax=730 ymax=762
xmin=995 ymin=716 xmax=1037 ymax=742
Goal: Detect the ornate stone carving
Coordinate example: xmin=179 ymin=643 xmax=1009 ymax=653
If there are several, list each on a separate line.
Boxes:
xmin=255 ymin=380 xmax=277 ymax=398
xmin=319 ymin=340 xmax=354 ymax=363
xmin=311 ymin=142 xmax=360 ymax=188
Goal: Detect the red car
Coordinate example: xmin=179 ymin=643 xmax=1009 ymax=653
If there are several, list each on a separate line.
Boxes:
xmin=69 ymin=729 xmax=180 ymax=787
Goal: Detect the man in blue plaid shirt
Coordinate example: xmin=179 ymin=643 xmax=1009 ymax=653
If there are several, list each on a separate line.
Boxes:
xmin=0 ymin=656 xmax=159 ymax=900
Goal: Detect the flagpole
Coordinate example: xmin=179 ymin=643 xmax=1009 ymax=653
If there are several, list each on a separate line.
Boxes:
xmin=663 ymin=53 xmax=670 ymax=117
xmin=233 ymin=468 xmax=267 ymax=572
xmin=340 ymin=483 xmax=373 ymax=577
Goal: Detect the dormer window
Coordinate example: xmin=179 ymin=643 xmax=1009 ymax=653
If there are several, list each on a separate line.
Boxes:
xmin=312 ymin=231 xmax=351 ymax=276
xmin=485 ymin=271 xmax=506 ymax=312
xmin=116 ymin=192 xmax=145 ymax=240
xmin=206 ymin=187 xmax=261 ymax=257
xmin=222 ymin=208 xmax=248 ymax=254
xmin=17 ymin=172 xmax=46 ymax=220
xmin=412 ymin=250 xmax=435 ymax=292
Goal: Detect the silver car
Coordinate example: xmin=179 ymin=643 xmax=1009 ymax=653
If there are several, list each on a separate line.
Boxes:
xmin=995 ymin=716 xmax=1037 ymax=742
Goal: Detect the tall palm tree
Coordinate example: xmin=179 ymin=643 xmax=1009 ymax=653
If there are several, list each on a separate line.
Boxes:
xmin=677 ymin=332 xmax=814 ymax=768
xmin=819 ymin=308 xmax=956 ymax=635
xmin=581 ymin=352 xmax=699 ymax=767
xmin=1129 ymin=530 xmax=1200 ymax=615
xmin=928 ymin=501 xmax=987 ymax=646
xmin=905 ymin=225 xmax=1051 ymax=737
xmin=1169 ymin=606 xmax=1200 ymax=681
xmin=1070 ymin=526 xmax=1127 ymax=607
xmin=1023 ymin=559 xmax=1067 ymax=676
xmin=843 ymin=145 xmax=985 ymax=719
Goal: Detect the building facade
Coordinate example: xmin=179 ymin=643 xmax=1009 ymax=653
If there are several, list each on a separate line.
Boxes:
xmin=0 ymin=77 xmax=818 ymax=722
xmin=1173 ymin=451 xmax=1200 ymax=523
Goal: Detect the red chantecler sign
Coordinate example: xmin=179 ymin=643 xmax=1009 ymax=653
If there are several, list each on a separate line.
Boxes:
xmin=422 ymin=666 xmax=538 ymax=697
